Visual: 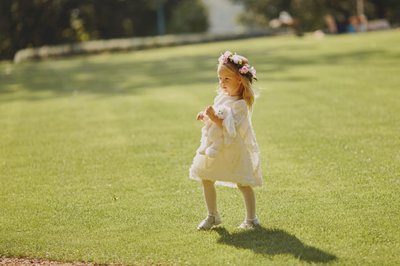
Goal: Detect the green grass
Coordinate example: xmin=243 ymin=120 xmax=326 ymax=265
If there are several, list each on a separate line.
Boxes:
xmin=1 ymin=30 xmax=399 ymax=265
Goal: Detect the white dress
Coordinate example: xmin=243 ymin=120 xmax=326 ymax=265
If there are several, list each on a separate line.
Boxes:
xmin=189 ymin=92 xmax=263 ymax=188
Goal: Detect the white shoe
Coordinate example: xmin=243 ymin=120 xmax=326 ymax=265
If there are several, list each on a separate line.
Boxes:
xmin=239 ymin=217 xmax=260 ymax=229
xmin=197 ymin=214 xmax=222 ymax=230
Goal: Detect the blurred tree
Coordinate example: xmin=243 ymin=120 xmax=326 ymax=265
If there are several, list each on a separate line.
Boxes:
xmin=368 ymin=0 xmax=400 ymax=24
xmin=166 ymin=0 xmax=209 ymax=34
xmin=90 ymin=0 xmax=159 ymax=38
xmin=0 ymin=0 xmax=75 ymax=60
xmin=0 ymin=0 xmax=209 ymax=60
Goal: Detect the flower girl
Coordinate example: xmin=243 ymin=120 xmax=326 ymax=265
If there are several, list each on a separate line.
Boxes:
xmin=190 ymin=51 xmax=263 ymax=230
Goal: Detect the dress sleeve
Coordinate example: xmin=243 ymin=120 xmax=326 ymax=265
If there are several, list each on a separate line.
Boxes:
xmin=222 ymin=100 xmax=248 ymax=144
xmin=232 ymin=100 xmax=261 ymax=178
xmin=231 ymin=100 xmax=248 ymax=127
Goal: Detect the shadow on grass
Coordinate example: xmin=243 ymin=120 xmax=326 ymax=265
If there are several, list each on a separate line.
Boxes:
xmin=0 ymin=54 xmax=216 ymax=102
xmin=214 ymin=226 xmax=337 ymax=263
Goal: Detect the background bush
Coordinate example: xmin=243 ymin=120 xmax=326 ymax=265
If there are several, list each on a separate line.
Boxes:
xmin=0 ymin=0 xmax=209 ymax=60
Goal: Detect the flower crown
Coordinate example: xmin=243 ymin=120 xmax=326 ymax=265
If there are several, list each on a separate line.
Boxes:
xmin=218 ymin=51 xmax=257 ymax=80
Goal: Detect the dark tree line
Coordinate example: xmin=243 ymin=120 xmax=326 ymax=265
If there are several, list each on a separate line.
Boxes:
xmin=0 ymin=0 xmax=208 ymax=60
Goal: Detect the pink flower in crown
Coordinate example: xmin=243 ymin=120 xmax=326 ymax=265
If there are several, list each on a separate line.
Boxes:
xmin=249 ymin=66 xmax=256 ymax=77
xmin=239 ymin=64 xmax=250 ymax=74
xmin=219 ymin=51 xmax=233 ymax=64
xmin=231 ymin=54 xmax=242 ymax=65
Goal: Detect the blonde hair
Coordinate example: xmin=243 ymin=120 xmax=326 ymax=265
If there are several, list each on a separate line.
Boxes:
xmin=217 ymin=57 xmax=256 ymax=109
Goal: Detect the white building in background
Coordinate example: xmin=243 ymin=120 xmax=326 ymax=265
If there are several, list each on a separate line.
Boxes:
xmin=201 ymin=0 xmax=245 ymax=34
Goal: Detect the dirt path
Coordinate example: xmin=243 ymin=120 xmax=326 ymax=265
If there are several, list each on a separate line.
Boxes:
xmin=0 ymin=257 xmax=118 ymax=266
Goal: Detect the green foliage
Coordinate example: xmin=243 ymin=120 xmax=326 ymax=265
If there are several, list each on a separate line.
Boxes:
xmin=0 ymin=0 xmax=209 ymax=60
xmin=0 ymin=31 xmax=399 ymax=265
xmin=0 ymin=0 xmax=71 ymax=59
xmin=166 ymin=0 xmax=209 ymax=34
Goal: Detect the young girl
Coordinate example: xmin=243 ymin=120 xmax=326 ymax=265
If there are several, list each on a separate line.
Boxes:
xmin=189 ymin=51 xmax=262 ymax=230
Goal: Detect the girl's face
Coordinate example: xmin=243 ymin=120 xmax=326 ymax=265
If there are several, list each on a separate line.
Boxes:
xmin=218 ymin=66 xmax=242 ymax=96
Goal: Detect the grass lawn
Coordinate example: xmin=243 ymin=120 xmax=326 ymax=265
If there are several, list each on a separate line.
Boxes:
xmin=0 ymin=30 xmax=399 ymax=265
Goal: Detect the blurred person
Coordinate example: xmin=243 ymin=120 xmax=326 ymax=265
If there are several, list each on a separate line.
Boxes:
xmin=279 ymin=11 xmax=303 ymax=37
xmin=324 ymin=14 xmax=338 ymax=33
xmin=347 ymin=15 xmax=359 ymax=33
xmin=324 ymin=14 xmax=347 ymax=34
xmin=358 ymin=14 xmax=368 ymax=32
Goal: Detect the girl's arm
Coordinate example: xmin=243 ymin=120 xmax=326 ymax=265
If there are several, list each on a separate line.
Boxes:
xmin=205 ymin=106 xmax=223 ymax=128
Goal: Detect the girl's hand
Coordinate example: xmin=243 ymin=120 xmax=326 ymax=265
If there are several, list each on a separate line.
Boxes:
xmin=205 ymin=106 xmax=215 ymax=119
xmin=196 ymin=111 xmax=205 ymax=121
xmin=206 ymin=106 xmax=223 ymax=128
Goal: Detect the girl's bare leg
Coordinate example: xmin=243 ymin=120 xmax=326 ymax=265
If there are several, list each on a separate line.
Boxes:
xmin=237 ymin=185 xmax=256 ymax=220
xmin=197 ymin=179 xmax=221 ymax=230
xmin=202 ymin=179 xmax=218 ymax=215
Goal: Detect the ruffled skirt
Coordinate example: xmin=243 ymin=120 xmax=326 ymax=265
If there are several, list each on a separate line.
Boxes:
xmin=189 ymin=134 xmax=262 ymax=188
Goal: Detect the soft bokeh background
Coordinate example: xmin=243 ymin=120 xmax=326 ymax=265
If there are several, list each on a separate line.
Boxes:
xmin=1 ymin=0 xmax=400 ymax=60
